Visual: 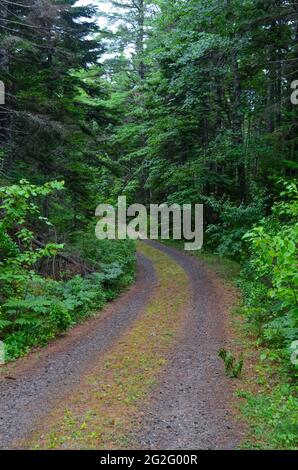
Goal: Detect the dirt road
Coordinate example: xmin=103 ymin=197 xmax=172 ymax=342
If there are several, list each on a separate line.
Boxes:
xmin=137 ymin=242 xmax=240 ymax=449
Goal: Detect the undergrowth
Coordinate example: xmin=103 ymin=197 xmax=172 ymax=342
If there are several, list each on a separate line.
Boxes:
xmin=0 ymin=180 xmax=136 ymax=361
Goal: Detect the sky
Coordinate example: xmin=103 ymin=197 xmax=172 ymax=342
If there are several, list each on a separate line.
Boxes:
xmin=75 ymin=0 xmax=134 ymax=60
xmin=75 ymin=0 xmax=112 ymax=29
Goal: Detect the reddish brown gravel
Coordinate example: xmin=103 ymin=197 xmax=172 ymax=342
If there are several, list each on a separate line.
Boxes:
xmin=136 ymin=241 xmax=242 ymax=450
xmin=0 ymin=242 xmax=242 ymax=449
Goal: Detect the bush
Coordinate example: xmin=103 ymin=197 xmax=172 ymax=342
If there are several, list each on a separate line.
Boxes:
xmin=67 ymin=231 xmax=136 ymax=296
xmin=204 ymin=191 xmax=266 ymax=259
xmin=0 ymin=181 xmax=136 ymax=361
xmin=241 ymin=181 xmax=298 ymax=354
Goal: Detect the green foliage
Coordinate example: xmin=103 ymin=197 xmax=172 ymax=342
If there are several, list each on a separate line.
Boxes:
xmin=204 ymin=192 xmax=266 ymax=259
xmin=98 ymin=0 xmax=298 ymax=211
xmin=1 ymin=240 xmax=136 ymax=361
xmin=242 ymin=182 xmax=298 ymax=349
xmin=239 ymin=381 xmax=298 ymax=450
xmin=67 ymin=231 xmax=136 ymax=297
xmin=0 ymin=180 xmax=64 ymax=301
xmin=0 ymin=181 xmax=136 ymax=361
xmin=235 ymin=183 xmax=298 ymax=449
xmin=218 ymin=348 xmax=244 ymax=379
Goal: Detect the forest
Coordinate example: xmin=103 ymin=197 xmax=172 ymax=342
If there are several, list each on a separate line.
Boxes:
xmin=0 ymin=0 xmax=297 ymax=451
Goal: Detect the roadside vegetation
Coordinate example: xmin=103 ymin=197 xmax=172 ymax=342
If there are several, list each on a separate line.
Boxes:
xmin=236 ymin=182 xmax=298 ymax=449
xmin=0 ymin=180 xmax=135 ymax=361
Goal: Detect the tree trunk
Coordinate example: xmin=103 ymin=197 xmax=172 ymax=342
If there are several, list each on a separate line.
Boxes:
xmin=231 ymin=50 xmax=246 ymax=202
xmin=0 ymin=2 xmax=11 ymax=174
xmin=136 ymin=0 xmax=145 ymax=79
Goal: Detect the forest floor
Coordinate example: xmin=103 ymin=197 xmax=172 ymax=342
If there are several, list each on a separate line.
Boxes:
xmin=0 ymin=241 xmax=244 ymax=450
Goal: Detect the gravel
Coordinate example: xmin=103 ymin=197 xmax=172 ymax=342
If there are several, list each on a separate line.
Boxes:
xmin=0 ymin=242 xmax=241 ymax=450
xmin=137 ymin=241 xmax=241 ymax=450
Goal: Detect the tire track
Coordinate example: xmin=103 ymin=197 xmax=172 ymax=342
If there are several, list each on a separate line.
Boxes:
xmin=137 ymin=241 xmax=241 ymax=450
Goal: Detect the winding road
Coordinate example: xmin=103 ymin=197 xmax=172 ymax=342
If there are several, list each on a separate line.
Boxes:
xmin=0 ymin=242 xmax=241 ymax=449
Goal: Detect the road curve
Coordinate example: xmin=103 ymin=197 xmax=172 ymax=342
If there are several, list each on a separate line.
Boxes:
xmin=137 ymin=241 xmax=241 ymax=450
xmin=0 ymin=242 xmax=241 ymax=450
xmin=0 ymin=253 xmax=156 ymax=449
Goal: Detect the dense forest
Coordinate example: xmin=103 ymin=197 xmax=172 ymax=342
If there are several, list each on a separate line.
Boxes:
xmin=0 ymin=0 xmax=297 ymax=450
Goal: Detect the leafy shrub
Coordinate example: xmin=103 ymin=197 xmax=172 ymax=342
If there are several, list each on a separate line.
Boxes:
xmin=218 ymin=348 xmax=244 ymax=378
xmin=0 ymin=181 xmax=136 ymax=361
xmin=67 ymin=231 xmax=136 ymax=294
xmin=242 ymin=181 xmax=298 ymax=351
xmin=0 ymin=179 xmax=64 ymax=301
xmin=204 ymin=192 xmax=266 ymax=259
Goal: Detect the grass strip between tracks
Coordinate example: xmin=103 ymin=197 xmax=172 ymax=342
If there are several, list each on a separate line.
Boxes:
xmin=25 ymin=242 xmax=190 ymax=450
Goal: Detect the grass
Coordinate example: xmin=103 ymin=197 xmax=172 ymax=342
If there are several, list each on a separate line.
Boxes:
xmin=23 ymin=242 xmax=190 ymax=450
xmin=232 ymin=321 xmax=298 ymax=449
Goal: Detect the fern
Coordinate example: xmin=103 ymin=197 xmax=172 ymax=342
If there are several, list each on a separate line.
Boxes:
xmin=219 ymin=348 xmax=244 ymax=378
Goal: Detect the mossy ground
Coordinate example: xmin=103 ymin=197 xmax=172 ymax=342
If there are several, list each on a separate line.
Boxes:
xmin=25 ymin=242 xmax=190 ymax=449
